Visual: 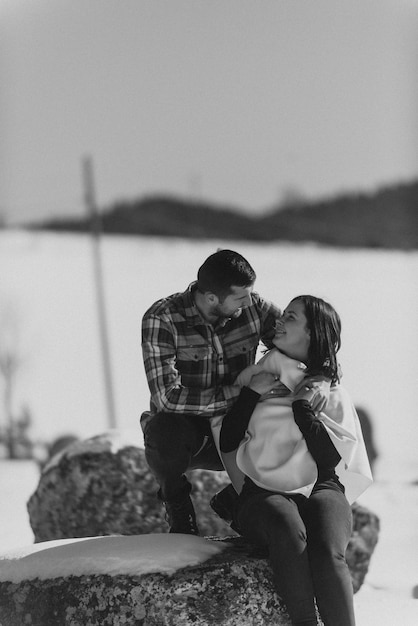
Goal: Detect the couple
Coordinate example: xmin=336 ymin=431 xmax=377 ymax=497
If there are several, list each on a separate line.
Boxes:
xmin=141 ymin=249 xmax=372 ymax=626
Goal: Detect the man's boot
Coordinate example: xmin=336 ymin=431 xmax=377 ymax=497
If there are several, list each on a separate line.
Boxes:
xmin=164 ymin=494 xmax=199 ymax=535
xmin=210 ymin=483 xmax=241 ymax=533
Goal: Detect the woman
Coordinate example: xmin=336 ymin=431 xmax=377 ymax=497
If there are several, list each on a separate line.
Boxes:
xmin=215 ymin=295 xmax=372 ymax=626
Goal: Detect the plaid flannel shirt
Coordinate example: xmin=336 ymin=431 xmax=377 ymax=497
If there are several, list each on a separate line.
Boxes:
xmin=141 ymin=282 xmax=281 ymax=421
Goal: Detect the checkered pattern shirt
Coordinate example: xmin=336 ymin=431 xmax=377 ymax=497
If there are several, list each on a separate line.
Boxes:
xmin=141 ymin=282 xmax=281 ymax=420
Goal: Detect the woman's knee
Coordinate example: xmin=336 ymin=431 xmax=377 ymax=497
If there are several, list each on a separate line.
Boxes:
xmin=308 ymin=534 xmax=346 ymax=564
xmin=243 ymin=495 xmax=307 ymax=548
xmin=305 ymin=501 xmax=352 ymax=559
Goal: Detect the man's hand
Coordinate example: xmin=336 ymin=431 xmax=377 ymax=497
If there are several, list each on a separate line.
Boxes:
xmin=293 ymin=376 xmax=331 ymax=413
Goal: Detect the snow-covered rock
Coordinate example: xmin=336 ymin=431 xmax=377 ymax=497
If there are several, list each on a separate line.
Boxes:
xmin=0 ymin=521 xmax=379 ymax=626
xmin=23 ymin=429 xmax=379 ymax=622
xmin=3 ymin=437 xmax=379 ymax=626
xmin=26 ymin=432 xmax=379 ymax=588
xmin=0 ymin=535 xmax=296 ymax=625
xmin=27 ymin=429 xmax=233 ymax=540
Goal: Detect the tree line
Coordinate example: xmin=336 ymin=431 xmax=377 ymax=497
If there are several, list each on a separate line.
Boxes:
xmin=31 ymin=179 xmax=418 ymax=250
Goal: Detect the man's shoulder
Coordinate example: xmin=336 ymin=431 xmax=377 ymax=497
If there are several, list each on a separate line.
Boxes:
xmin=143 ymin=292 xmax=185 ymax=319
xmin=249 ymin=291 xmax=264 ymax=306
xmin=249 ymin=291 xmax=281 ymax=315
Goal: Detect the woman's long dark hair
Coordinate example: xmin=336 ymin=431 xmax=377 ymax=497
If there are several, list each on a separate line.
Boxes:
xmin=292 ymin=295 xmax=341 ymax=383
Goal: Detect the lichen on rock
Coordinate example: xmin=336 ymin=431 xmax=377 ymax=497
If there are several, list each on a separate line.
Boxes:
xmin=0 ymin=541 xmax=294 ymax=626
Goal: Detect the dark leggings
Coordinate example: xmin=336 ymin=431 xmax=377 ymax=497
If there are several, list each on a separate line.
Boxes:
xmin=237 ymin=480 xmax=355 ymax=626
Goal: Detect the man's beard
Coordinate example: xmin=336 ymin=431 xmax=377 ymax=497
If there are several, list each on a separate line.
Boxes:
xmin=213 ymin=305 xmax=243 ymax=325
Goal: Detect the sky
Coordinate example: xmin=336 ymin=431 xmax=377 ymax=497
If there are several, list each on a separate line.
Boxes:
xmin=1 ymin=0 xmax=418 ymax=223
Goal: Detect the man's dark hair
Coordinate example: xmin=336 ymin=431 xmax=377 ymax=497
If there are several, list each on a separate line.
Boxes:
xmin=197 ymin=249 xmax=256 ymax=300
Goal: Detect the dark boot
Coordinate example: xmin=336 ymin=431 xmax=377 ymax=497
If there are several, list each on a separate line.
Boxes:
xmin=164 ymin=495 xmax=199 ymax=535
xmin=210 ymin=483 xmax=241 ymax=534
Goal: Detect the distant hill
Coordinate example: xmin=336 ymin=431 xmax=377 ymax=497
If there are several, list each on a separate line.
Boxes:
xmin=31 ymin=179 xmax=418 ymax=249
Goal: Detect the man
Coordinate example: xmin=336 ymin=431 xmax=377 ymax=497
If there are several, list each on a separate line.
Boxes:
xmin=141 ymin=249 xmax=281 ymax=534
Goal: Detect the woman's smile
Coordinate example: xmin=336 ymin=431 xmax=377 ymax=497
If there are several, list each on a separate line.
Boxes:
xmin=274 ymin=319 xmax=285 ymax=336
xmin=272 ymin=301 xmax=311 ymax=362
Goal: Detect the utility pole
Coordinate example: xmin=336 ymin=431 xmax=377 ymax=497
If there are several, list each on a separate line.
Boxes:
xmin=82 ymin=156 xmax=117 ymax=430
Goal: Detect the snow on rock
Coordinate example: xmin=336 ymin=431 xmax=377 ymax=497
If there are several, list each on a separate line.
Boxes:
xmin=25 ymin=430 xmax=380 ymax=590
xmin=12 ymin=430 xmax=380 ymax=625
xmin=0 ymin=534 xmax=227 ymax=583
xmin=0 ymin=536 xmax=298 ymax=626
xmin=0 ymin=517 xmax=380 ymax=625
xmin=27 ymin=430 xmax=233 ymax=540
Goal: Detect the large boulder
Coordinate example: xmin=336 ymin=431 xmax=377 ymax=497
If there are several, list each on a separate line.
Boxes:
xmin=27 ymin=430 xmax=233 ymax=539
xmin=0 ymin=535 xmax=310 ymax=626
xmin=27 ymin=430 xmax=379 ymax=593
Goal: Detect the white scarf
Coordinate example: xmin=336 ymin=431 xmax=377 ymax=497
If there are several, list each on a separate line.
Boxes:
xmin=211 ymin=349 xmax=373 ymax=504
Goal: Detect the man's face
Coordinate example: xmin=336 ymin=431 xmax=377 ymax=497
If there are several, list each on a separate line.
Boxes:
xmin=212 ymin=284 xmax=253 ymax=321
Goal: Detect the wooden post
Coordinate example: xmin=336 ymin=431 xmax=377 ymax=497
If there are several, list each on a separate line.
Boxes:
xmin=82 ymin=156 xmax=117 ymax=430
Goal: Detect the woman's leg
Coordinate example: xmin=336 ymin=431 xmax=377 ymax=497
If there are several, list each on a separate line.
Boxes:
xmin=303 ymin=486 xmax=355 ymax=626
xmin=238 ymin=488 xmax=318 ymax=626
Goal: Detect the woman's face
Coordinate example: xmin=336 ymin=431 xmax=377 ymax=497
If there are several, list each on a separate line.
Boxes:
xmin=273 ymin=299 xmax=311 ymax=362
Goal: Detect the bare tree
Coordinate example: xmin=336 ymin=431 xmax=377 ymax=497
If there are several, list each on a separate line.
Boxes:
xmin=0 ymin=301 xmax=25 ymax=458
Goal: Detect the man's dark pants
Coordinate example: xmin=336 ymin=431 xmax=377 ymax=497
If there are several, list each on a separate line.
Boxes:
xmin=142 ymin=412 xmax=224 ymax=503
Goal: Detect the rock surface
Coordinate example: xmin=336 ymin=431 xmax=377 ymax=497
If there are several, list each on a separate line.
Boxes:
xmin=0 ymin=524 xmax=381 ymax=626
xmin=27 ymin=430 xmax=233 ymax=539
xmin=346 ymin=501 xmax=380 ymax=592
xmin=0 ymin=537 xmax=309 ymax=626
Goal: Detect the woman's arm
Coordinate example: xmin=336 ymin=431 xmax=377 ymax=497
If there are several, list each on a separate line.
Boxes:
xmin=292 ymin=399 xmax=341 ymax=469
xmin=220 ymin=370 xmax=278 ymax=452
xmin=220 ymin=387 xmax=260 ymax=452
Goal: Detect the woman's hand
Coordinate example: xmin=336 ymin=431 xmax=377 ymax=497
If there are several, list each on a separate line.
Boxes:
xmin=293 ymin=376 xmax=331 ymax=413
xmin=248 ymin=370 xmax=281 ymax=397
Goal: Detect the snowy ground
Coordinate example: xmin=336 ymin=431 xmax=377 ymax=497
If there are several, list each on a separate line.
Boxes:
xmin=0 ymin=460 xmax=417 ymax=624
